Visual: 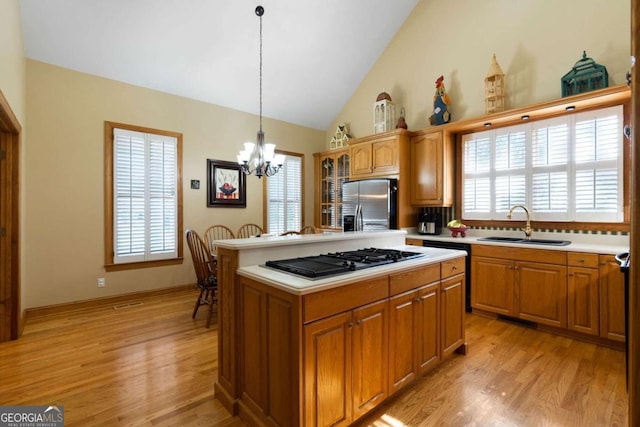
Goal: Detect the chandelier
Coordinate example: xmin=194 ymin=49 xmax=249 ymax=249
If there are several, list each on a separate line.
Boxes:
xmin=237 ymin=5 xmax=284 ymax=179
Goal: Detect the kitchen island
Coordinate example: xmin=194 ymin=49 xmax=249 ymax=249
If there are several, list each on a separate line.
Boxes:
xmin=213 ymin=230 xmax=467 ymax=427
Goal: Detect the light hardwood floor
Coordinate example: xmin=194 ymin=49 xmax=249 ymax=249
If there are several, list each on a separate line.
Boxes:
xmin=0 ymin=288 xmax=628 ymax=426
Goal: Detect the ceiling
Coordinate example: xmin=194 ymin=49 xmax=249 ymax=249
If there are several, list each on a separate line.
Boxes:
xmin=19 ymin=0 xmax=419 ymax=130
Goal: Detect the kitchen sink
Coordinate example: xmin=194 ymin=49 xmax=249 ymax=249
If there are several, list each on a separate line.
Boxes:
xmin=477 ymin=236 xmax=571 ymax=246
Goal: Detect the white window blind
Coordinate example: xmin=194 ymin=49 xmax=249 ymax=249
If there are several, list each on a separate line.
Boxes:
xmin=461 ymin=105 xmax=623 ymax=223
xmin=267 ymin=154 xmax=302 ymax=234
xmin=114 ymin=128 xmax=178 ymax=263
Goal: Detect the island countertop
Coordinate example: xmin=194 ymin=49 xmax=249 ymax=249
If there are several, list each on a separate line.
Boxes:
xmin=236 ymin=245 xmax=467 ymax=295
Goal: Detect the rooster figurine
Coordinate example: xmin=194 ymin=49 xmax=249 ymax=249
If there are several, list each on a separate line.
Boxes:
xmin=429 ymin=75 xmax=451 ymax=125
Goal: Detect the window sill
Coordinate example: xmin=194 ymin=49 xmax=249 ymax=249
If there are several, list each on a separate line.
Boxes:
xmin=105 ymin=257 xmax=184 ymax=272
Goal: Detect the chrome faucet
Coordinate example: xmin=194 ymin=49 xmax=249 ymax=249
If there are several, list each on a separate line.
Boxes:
xmin=507 ymin=205 xmax=532 ymax=240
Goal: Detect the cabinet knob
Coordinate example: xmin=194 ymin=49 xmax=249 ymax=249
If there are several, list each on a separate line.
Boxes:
xmin=415 ymin=298 xmax=421 ymax=303
xmin=569 ymin=273 xmax=574 ymax=277
xmin=348 ymin=322 xmax=354 ymax=328
xmin=356 ymin=320 xmax=361 ymax=325
xmin=452 ymin=265 xmax=458 ymax=270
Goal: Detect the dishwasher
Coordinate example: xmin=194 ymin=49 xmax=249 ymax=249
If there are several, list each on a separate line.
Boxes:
xmin=420 ymin=239 xmax=472 ymax=312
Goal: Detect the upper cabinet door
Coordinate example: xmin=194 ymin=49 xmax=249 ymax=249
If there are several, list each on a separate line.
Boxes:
xmin=410 ymin=130 xmax=454 ymax=207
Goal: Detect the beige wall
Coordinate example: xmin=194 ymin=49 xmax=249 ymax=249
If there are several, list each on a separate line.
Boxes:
xmin=24 ymin=60 xmax=324 ymax=308
xmin=0 ymin=0 xmax=26 ymax=123
xmin=0 ymin=0 xmax=27 ymax=319
xmin=328 ymin=0 xmax=631 ymax=141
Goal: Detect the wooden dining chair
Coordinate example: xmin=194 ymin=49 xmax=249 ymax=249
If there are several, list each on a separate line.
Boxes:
xmin=237 ymin=223 xmax=263 ymax=238
xmin=204 ymin=224 xmax=235 ymax=257
xmin=280 ymin=230 xmax=300 ymax=236
xmin=185 ymin=229 xmax=217 ymax=328
xmin=300 ymin=225 xmax=317 ymax=234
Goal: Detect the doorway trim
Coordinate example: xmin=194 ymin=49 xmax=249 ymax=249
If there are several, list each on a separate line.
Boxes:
xmin=0 ymin=89 xmax=22 ymax=341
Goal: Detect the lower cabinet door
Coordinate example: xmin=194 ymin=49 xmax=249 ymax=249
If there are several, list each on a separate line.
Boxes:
xmin=567 ymin=266 xmax=600 ymax=336
xmin=351 ymin=300 xmax=389 ymax=419
xmin=417 ymin=283 xmax=440 ymax=374
xmin=304 ymin=312 xmax=352 ymax=427
xmin=471 ymin=256 xmax=514 ymax=315
xmin=516 ymin=262 xmax=567 ymax=328
xmin=441 ymin=274 xmax=465 ymax=356
xmin=599 ymin=255 xmax=626 ymax=342
xmin=388 ymin=290 xmax=417 ymax=394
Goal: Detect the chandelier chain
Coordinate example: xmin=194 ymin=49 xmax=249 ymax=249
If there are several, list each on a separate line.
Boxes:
xmin=259 ymin=9 xmax=263 ymax=132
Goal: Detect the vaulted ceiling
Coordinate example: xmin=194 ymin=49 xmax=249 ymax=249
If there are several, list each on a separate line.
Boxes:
xmin=19 ymin=0 xmax=419 ymax=130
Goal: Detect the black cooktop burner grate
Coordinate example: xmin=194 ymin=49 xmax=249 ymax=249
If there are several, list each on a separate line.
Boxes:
xmin=265 ymin=248 xmax=425 ymax=278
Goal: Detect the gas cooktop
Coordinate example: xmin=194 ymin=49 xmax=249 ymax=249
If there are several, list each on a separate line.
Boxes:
xmin=265 ymin=247 xmax=425 ymax=279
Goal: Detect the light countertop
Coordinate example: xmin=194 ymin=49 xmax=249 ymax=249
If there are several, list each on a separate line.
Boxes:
xmin=405 ymin=229 xmax=629 ymax=256
xmin=236 ymin=245 xmax=466 ymax=295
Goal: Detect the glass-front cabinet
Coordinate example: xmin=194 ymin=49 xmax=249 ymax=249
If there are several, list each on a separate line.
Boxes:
xmin=314 ymin=148 xmax=350 ymax=230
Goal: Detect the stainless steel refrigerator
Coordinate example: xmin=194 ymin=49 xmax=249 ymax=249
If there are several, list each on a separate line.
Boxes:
xmin=342 ymin=178 xmax=398 ymax=231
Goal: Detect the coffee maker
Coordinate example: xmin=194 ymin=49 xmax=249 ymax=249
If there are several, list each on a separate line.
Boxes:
xmin=418 ymin=212 xmax=442 ymax=235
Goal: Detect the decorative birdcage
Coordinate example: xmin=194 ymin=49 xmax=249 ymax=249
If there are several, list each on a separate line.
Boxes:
xmin=329 ymin=124 xmax=352 ymax=149
xmin=373 ymin=91 xmax=395 ymax=134
xmin=561 ymin=51 xmax=608 ymax=97
xmin=485 ymin=54 xmax=505 ymax=114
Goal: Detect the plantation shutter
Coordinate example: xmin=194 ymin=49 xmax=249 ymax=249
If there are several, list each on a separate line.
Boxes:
xmin=267 ymin=155 xmax=302 ymax=234
xmin=573 ymin=106 xmax=623 ymax=222
xmin=460 ymin=105 xmax=623 ymax=222
xmin=113 ymin=128 xmax=178 ymax=264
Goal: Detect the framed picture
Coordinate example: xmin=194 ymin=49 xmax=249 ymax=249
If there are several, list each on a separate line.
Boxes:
xmin=207 ymin=159 xmax=246 ymax=208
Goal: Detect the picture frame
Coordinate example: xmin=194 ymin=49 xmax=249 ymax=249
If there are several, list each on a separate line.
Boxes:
xmin=207 ymin=159 xmax=246 ymax=208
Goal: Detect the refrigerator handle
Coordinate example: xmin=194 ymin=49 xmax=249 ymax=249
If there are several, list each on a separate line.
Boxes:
xmin=355 ymin=204 xmax=363 ymax=231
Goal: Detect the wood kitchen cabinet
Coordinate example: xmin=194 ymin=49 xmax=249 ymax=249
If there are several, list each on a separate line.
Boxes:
xmin=409 ymin=130 xmax=454 ymax=206
xmin=304 ymin=311 xmax=352 ymax=427
xmin=233 ymin=256 xmax=466 ymax=427
xmin=441 ymin=258 xmax=466 ymax=356
xmin=313 ymin=149 xmax=349 ymax=230
xmin=515 ymin=261 xmax=567 ymax=328
xmin=388 ymin=264 xmax=441 ymax=394
xmin=567 ymin=252 xmax=600 ymax=336
xmin=349 ymin=131 xmax=403 ymax=177
xmin=304 ymin=299 xmax=389 ymax=426
xmin=471 ymin=255 xmax=515 ymax=315
xmin=599 ymin=254 xmax=626 ymax=342
xmin=471 ymin=245 xmax=567 ymax=328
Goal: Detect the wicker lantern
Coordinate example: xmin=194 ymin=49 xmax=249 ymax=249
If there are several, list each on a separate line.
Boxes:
xmin=373 ymin=91 xmax=395 ymax=134
xmin=561 ymin=51 xmax=609 ymax=97
xmin=485 ymin=54 xmax=505 ymax=114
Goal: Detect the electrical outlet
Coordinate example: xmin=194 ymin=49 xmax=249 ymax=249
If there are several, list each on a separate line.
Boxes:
xmin=97 ymin=278 xmax=106 ymax=288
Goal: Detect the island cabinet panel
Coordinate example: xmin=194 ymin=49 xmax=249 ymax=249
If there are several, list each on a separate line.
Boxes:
xmin=567 ymin=262 xmax=600 ymax=336
xmin=441 ymin=273 xmax=466 ymax=356
xmin=351 ymin=300 xmax=389 ymax=419
xmin=304 ymin=311 xmax=352 ymax=427
xmin=515 ymin=261 xmax=567 ymax=328
xmin=303 ymin=277 xmax=388 ymax=323
xmin=471 ymin=256 xmax=515 ymax=315
xmin=388 ymin=290 xmax=418 ymax=394
xmin=388 ymin=280 xmax=441 ymax=396
xmin=417 ymin=285 xmax=440 ymax=373
xmin=214 ymin=247 xmax=241 ymax=414
xmin=238 ymin=277 xmax=301 ymax=427
xmin=304 ymin=298 xmax=390 ymax=427
xmin=389 ymin=264 xmax=439 ymax=295
xmin=599 ymin=255 xmax=626 ymax=342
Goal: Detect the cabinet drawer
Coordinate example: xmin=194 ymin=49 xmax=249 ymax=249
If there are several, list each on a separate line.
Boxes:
xmin=567 ymin=252 xmax=599 ymax=268
xmin=442 ymin=257 xmax=465 ymax=279
xmin=390 ymin=264 xmax=440 ymax=295
xmin=406 ymin=238 xmax=423 ymax=247
xmin=303 ymin=277 xmax=389 ymax=323
xmin=472 ymin=244 xmax=567 ymax=265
